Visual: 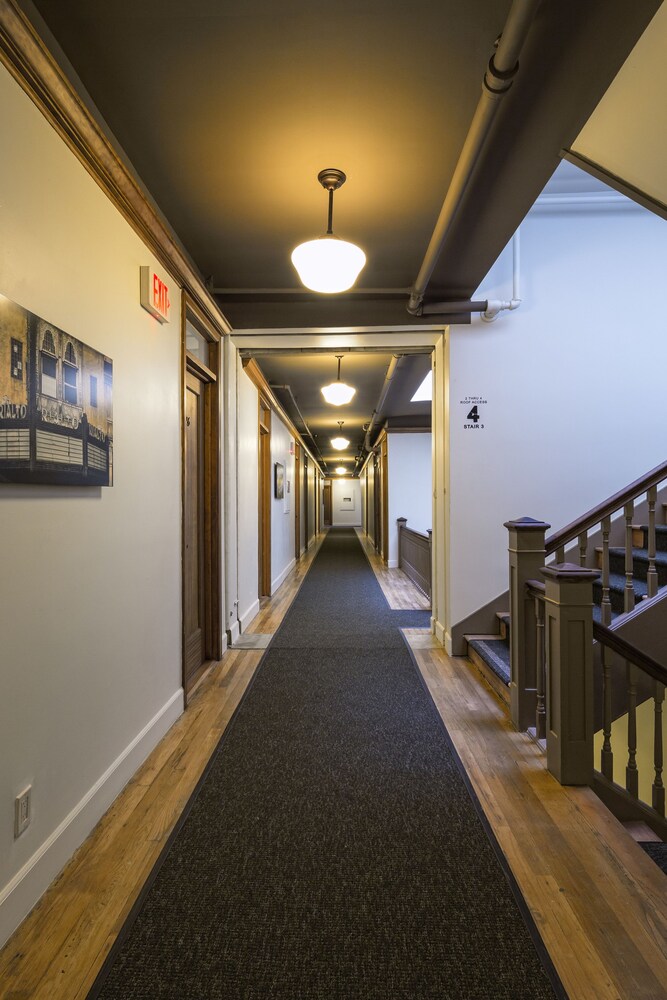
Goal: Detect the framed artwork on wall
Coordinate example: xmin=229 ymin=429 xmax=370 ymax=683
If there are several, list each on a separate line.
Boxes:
xmin=274 ymin=461 xmax=284 ymax=499
xmin=0 ymin=293 xmax=113 ymax=486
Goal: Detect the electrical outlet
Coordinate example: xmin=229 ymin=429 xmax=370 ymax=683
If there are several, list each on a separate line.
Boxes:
xmin=15 ymin=786 xmax=31 ymax=838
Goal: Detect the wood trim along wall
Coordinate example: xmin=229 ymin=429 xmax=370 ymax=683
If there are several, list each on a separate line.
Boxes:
xmin=241 ymin=358 xmax=325 ymax=477
xmin=0 ymin=0 xmax=230 ymax=337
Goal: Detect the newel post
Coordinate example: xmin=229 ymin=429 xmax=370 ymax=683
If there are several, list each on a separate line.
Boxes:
xmin=542 ymin=563 xmax=598 ymax=785
xmin=505 ymin=518 xmax=550 ymax=732
xmin=427 ymin=529 xmax=433 ymax=602
xmin=397 ymin=517 xmax=407 ymax=566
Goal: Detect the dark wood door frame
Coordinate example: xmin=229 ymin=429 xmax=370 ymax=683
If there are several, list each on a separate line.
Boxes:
xmin=303 ymin=453 xmax=309 ymax=548
xmin=181 ymin=294 xmax=222 ymax=704
xmin=381 ymin=434 xmax=389 ymax=563
xmin=323 ymin=481 xmax=332 ymax=526
xmin=294 ymin=443 xmax=301 ymax=559
xmin=258 ymin=396 xmax=272 ymax=596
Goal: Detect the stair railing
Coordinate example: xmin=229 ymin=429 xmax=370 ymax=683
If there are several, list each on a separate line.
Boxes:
xmin=593 ymin=622 xmax=666 ymax=836
xmin=525 ymin=579 xmax=546 ymax=741
xmin=506 ymin=461 xmax=667 ymax=732
xmin=546 ymin=460 xmax=667 ymax=623
xmin=396 ymin=517 xmax=432 ymax=601
xmin=506 ymin=462 xmax=667 ymax=835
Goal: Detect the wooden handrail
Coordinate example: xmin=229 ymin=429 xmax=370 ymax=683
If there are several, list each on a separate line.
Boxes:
xmin=401 ymin=525 xmax=431 ymax=543
xmin=593 ymin=621 xmax=667 ymax=686
xmin=526 ymin=579 xmax=546 ymax=598
xmin=545 ymin=460 xmax=667 ymax=555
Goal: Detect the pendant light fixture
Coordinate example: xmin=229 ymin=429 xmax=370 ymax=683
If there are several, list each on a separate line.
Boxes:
xmin=331 ymin=421 xmax=349 ymax=451
xmin=335 ymin=466 xmax=347 ymax=475
xmin=291 ymin=169 xmax=366 ymax=293
xmin=321 ymin=355 xmax=356 ymax=406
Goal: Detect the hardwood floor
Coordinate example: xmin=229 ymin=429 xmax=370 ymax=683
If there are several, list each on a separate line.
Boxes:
xmin=1 ymin=526 xmax=665 ymax=1000
xmin=0 ymin=535 xmax=325 ymax=1000
xmin=355 ymin=528 xmax=431 ymax=611
xmin=413 ymin=643 xmax=667 ymax=1000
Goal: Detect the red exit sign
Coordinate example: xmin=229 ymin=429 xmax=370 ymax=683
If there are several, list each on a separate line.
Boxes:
xmin=140 ymin=266 xmax=171 ymax=323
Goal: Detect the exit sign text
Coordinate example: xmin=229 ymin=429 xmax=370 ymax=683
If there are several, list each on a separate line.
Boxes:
xmin=140 ymin=266 xmax=171 ymax=323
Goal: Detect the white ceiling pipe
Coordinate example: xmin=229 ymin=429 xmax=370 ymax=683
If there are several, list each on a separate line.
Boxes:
xmin=481 ymin=228 xmax=522 ymax=322
xmin=407 ymin=0 xmax=540 ymax=315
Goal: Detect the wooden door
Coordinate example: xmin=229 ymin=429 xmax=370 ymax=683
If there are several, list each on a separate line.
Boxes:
xmin=258 ymin=398 xmax=271 ymax=596
xmin=184 ymin=371 xmax=206 ymax=689
xmin=294 ymin=443 xmax=301 ymax=559
xmin=381 ymin=435 xmax=389 ymax=563
xmin=374 ymin=453 xmax=381 ymax=555
xmin=182 ymin=296 xmax=221 ymax=703
xmin=323 ymin=482 xmax=332 ymax=526
xmin=303 ymin=454 xmax=309 ymax=547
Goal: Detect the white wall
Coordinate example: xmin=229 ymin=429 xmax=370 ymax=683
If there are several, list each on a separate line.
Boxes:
xmin=236 ymin=363 xmax=259 ymax=630
xmin=270 ymin=416 xmax=296 ymax=592
xmin=445 ymin=200 xmax=667 ymax=643
xmin=573 ymin=4 xmax=667 ymax=210
xmin=332 ymin=478 xmax=362 ymax=526
xmin=0 ymin=65 xmax=183 ymax=944
xmin=387 ymin=432 xmax=432 ymax=567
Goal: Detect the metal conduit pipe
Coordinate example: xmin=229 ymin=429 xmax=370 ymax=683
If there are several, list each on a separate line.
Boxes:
xmin=269 ymin=384 xmax=326 ymax=467
xmin=407 ymin=0 xmax=540 ymax=315
xmin=363 ymin=354 xmax=405 ymax=451
xmin=420 ymin=228 xmax=522 ymax=319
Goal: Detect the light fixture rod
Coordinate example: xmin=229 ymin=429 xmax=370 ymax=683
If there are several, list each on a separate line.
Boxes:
xmin=327 ymin=189 xmax=334 ymax=235
xmin=336 ymin=355 xmax=342 ymax=380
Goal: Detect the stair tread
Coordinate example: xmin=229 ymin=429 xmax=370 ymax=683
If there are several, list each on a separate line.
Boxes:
xmin=466 ymin=636 xmax=510 ymax=686
xmin=595 ymin=570 xmax=648 ymax=593
xmin=608 ymin=546 xmax=667 ymax=563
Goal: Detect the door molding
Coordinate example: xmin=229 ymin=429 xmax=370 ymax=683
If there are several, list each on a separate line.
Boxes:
xmin=182 ymin=294 xmax=222 ymax=702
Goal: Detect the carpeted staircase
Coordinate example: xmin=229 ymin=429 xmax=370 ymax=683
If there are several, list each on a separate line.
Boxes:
xmin=464 ymin=521 xmax=667 ymax=703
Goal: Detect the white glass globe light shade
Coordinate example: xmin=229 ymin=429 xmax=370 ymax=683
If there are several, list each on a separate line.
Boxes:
xmin=335 ymin=466 xmax=347 ymax=475
xmin=321 ymin=382 xmax=356 ymax=405
xmin=291 ymin=236 xmax=366 ymax=294
xmin=331 ymin=436 xmax=350 ymax=450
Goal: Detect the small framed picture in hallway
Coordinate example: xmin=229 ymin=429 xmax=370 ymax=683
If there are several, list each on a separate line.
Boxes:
xmin=274 ymin=461 xmax=284 ymax=499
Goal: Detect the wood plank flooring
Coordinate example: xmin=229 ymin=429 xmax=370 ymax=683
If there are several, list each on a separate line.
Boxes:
xmin=2 ymin=526 xmax=665 ymax=1000
xmin=0 ymin=535 xmax=325 ymax=1000
xmin=355 ymin=528 xmax=431 ymax=611
xmin=412 ymin=643 xmax=667 ymax=1000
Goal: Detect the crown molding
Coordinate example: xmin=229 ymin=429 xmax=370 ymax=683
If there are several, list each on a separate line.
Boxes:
xmin=530 ymin=190 xmax=642 ymax=215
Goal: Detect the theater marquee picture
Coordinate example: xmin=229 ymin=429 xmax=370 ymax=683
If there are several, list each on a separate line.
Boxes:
xmin=0 ymin=294 xmax=113 ymax=486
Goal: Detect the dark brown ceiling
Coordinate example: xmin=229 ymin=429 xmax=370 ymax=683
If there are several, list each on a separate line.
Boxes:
xmin=15 ymin=0 xmax=661 ymax=476
xmin=250 ymin=350 xmax=431 ymax=475
xmin=21 ymin=0 xmax=660 ymax=331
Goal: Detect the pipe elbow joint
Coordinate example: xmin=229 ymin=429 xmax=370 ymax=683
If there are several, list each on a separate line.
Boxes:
xmin=407 ymin=292 xmax=423 ymax=316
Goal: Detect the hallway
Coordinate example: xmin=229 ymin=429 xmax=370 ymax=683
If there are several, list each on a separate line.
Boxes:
xmin=93 ymin=527 xmax=560 ymax=997
xmin=1 ymin=532 xmax=665 ymax=997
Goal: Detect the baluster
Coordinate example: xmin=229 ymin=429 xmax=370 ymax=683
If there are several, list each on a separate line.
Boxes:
xmin=626 ymin=661 xmax=639 ymax=797
xmin=653 ymin=681 xmax=665 ymax=817
xmin=601 ymin=515 xmax=612 ymax=626
xmin=624 ymin=501 xmax=635 ymax=613
xmin=535 ymin=595 xmax=546 ymax=741
xmin=647 ymin=485 xmax=658 ymax=599
xmin=578 ymin=530 xmax=587 ymax=567
xmin=600 ymin=644 xmax=614 ymax=780
xmin=556 ymin=544 xmax=565 ymax=563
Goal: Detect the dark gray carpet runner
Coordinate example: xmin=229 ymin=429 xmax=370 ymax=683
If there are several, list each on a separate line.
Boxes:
xmin=90 ymin=528 xmax=564 ymax=999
